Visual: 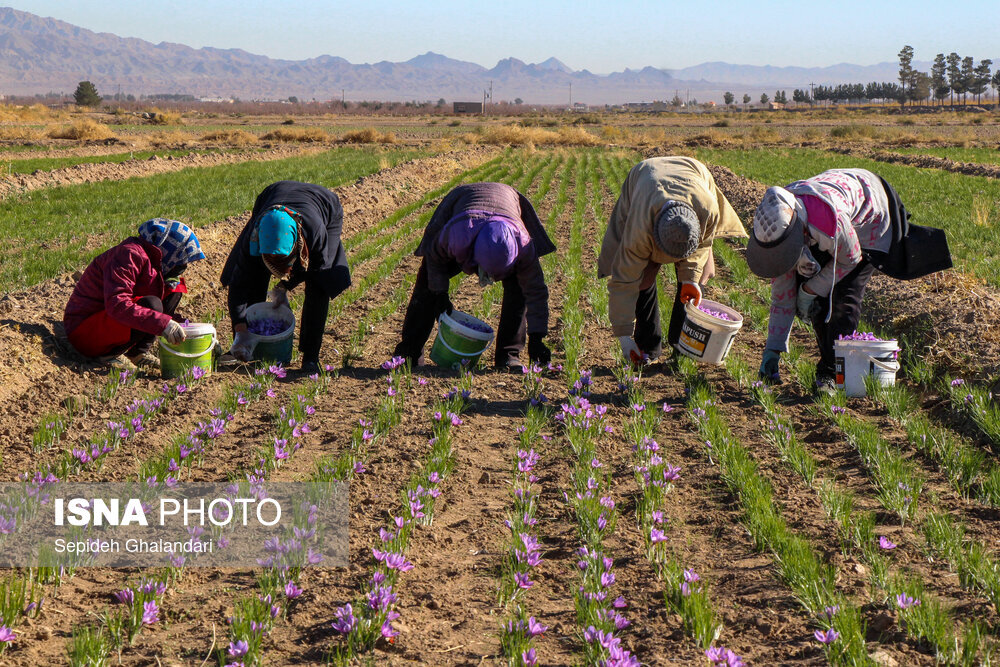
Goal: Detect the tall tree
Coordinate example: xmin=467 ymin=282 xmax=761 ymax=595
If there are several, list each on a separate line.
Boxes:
xmin=993 ymin=71 xmax=1000 ymax=102
xmin=960 ymin=56 xmax=975 ymax=104
xmin=946 ymin=52 xmax=962 ymax=104
xmin=897 ymin=45 xmax=915 ymax=106
xmin=931 ymin=53 xmax=949 ymax=105
xmin=723 ymin=91 xmax=735 ymax=106
xmin=972 ymin=59 xmax=993 ymax=104
xmin=73 ymin=80 xmax=101 ymax=107
xmin=760 ymin=92 xmax=770 ymax=105
xmin=742 ymin=93 xmax=751 ymax=108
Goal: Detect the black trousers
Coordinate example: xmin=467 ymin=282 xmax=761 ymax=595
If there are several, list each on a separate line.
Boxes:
xmin=108 ymin=293 xmax=182 ymax=358
xmin=800 ymin=257 xmax=876 ymax=378
xmin=633 ymin=264 xmax=687 ymax=357
xmin=394 ymin=260 xmax=526 ymax=366
xmin=227 ymin=276 xmax=329 ymax=363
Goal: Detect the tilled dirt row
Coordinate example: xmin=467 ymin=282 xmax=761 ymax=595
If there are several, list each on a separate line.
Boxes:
xmin=830 ymin=146 xmax=1000 ymax=180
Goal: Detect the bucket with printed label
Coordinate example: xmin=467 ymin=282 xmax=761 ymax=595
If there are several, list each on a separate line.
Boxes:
xmin=834 ymin=339 xmax=900 ymax=397
xmin=675 ymin=300 xmax=743 ymax=365
xmin=159 ymin=322 xmax=217 ymax=379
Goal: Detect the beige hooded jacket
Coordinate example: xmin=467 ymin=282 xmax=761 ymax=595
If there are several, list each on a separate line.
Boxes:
xmin=598 ymin=157 xmax=747 ymax=337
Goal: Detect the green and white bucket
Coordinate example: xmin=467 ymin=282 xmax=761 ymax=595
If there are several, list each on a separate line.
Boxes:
xmin=159 ymin=322 xmax=217 ymax=379
xmin=247 ymin=302 xmax=295 ymax=366
xmin=430 ymin=310 xmax=494 ymax=370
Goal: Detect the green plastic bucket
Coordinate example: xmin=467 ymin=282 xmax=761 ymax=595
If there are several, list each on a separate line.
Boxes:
xmin=429 ymin=310 xmax=494 ymax=370
xmin=247 ymin=302 xmax=295 ymax=366
xmin=159 ymin=322 xmax=216 ymax=379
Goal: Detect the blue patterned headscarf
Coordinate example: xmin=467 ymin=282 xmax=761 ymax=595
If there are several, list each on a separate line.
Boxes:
xmin=138 ymin=218 xmax=205 ymax=273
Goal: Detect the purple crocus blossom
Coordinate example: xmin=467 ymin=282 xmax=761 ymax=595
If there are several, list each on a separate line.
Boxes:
xmin=142 ymin=600 xmax=159 ymax=625
xmin=878 ymin=536 xmax=897 ymax=550
xmin=0 ymin=626 xmax=15 ymax=643
xmin=514 ymin=572 xmax=534 ymax=589
xmin=896 ymin=593 xmax=921 ymax=610
xmin=522 ymin=648 xmax=537 ymax=665
xmin=815 ymin=628 xmax=840 ymax=644
xmin=284 ymin=581 xmax=302 ymax=599
xmin=228 ymin=640 xmax=249 ymax=657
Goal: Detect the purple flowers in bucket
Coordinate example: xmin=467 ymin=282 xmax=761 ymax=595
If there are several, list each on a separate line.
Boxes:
xmin=697 ymin=304 xmax=734 ymax=321
xmin=248 ymin=318 xmax=292 ymax=336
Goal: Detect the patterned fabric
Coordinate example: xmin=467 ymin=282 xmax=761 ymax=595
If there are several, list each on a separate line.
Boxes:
xmin=752 ymin=186 xmax=797 ymax=242
xmin=138 ymin=219 xmax=205 ymax=274
xmin=765 ymin=169 xmax=891 ymax=352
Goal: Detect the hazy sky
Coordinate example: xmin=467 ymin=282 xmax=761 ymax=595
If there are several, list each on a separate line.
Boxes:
xmin=9 ymin=0 xmax=998 ymax=71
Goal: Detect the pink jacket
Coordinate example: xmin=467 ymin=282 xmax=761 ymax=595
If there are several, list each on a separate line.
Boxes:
xmin=63 ymin=238 xmax=173 ymax=337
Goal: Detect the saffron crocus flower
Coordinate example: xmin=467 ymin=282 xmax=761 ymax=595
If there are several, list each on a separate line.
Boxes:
xmin=526 ymin=617 xmax=547 ymax=636
xmin=142 ymin=600 xmax=159 ymax=625
xmin=878 ymin=536 xmax=897 ymax=550
xmin=815 ymin=628 xmax=840 ymax=644
xmin=228 ymin=640 xmax=249 ymax=657
xmin=823 ymin=605 xmax=839 ymax=621
xmin=114 ymin=589 xmax=134 ymax=605
xmin=354 ymin=461 xmax=366 ymax=474
xmin=650 ymin=527 xmax=668 ymax=544
xmin=521 ymin=648 xmax=537 ymax=665
xmin=705 ymin=646 xmax=744 ymax=667
xmin=514 ymin=572 xmax=534 ymax=589
xmin=385 ymin=553 xmax=414 ymax=572
xmin=331 ymin=603 xmax=357 ymax=634
xmin=896 ymin=593 xmax=921 ymax=610
xmin=683 ymin=569 xmax=700 ymax=583
xmin=0 ymin=625 xmax=15 ymax=643
xmin=284 ymin=581 xmax=302 ymax=599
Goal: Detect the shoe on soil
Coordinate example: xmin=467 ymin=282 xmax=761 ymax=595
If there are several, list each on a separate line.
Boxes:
xmin=127 ymin=351 xmax=160 ymax=369
xmin=495 ymin=356 xmax=524 ymax=373
xmin=102 ymin=354 xmax=137 ymax=372
xmin=814 ymin=374 xmax=838 ymax=397
xmin=301 ymin=360 xmax=321 ymax=375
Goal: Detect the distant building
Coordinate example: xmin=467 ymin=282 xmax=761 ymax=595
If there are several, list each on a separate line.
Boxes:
xmin=571 ymin=102 xmax=589 ymax=111
xmin=768 ymin=102 xmax=785 ymax=110
xmin=453 ymin=102 xmax=483 ymax=114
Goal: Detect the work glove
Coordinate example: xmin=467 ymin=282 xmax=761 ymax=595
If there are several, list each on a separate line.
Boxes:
xmin=527 ymin=334 xmax=551 ymax=364
xmin=431 ymin=290 xmax=454 ymax=317
xmin=795 ymin=247 xmax=820 ymax=278
xmin=230 ymin=330 xmax=258 ymax=363
xmin=796 ymin=285 xmax=819 ymax=321
xmin=619 ymin=336 xmax=645 ymax=367
xmin=162 ymin=320 xmax=187 ymax=345
xmin=759 ymin=349 xmax=781 ymax=384
xmin=268 ymin=287 xmax=290 ymax=311
xmin=679 ymin=281 xmax=703 ymax=307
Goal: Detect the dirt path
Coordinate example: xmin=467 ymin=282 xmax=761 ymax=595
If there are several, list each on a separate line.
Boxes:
xmin=830 ymin=146 xmax=1000 ymax=179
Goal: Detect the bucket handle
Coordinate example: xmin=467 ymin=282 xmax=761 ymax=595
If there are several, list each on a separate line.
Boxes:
xmin=437 ymin=332 xmax=491 ymax=359
xmin=869 ymin=355 xmax=900 ymax=373
xmin=160 ymin=335 xmax=218 ymax=358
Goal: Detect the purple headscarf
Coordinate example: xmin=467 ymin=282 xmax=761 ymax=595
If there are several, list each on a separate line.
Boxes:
xmin=472 ymin=218 xmax=520 ymax=278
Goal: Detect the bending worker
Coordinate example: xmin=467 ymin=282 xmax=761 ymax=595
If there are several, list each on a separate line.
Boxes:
xmin=393 ymin=182 xmax=555 ymax=370
xmin=599 ymin=156 xmax=746 ymax=364
xmin=64 ymin=219 xmax=204 ymax=367
xmin=221 ymin=180 xmax=350 ymax=374
xmin=747 ymin=168 xmax=949 ymax=394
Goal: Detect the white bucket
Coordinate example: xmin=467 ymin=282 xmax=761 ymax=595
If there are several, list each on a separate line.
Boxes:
xmin=675 ymin=299 xmax=744 ymax=365
xmin=834 ymin=339 xmax=900 ymax=397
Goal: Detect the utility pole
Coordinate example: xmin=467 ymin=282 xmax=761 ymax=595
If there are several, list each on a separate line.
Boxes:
xmin=489 ymin=80 xmax=493 ymax=107
xmin=569 ymin=82 xmax=572 ymax=109
xmin=341 ymin=89 xmax=345 ymax=107
xmin=483 ymin=89 xmax=487 ymax=115
xmin=809 ymin=82 xmax=815 ymax=103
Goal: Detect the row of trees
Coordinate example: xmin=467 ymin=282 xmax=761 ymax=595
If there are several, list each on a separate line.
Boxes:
xmin=900 ymin=46 xmax=997 ymax=106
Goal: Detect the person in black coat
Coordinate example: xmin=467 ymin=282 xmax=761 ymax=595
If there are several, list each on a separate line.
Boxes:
xmin=221 ymin=181 xmax=351 ymax=373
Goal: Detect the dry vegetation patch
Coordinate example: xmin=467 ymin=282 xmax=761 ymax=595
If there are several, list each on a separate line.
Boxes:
xmin=46 ymin=119 xmax=115 ymax=141
xmin=198 ymin=129 xmax=259 ymax=145
xmin=261 ymin=127 xmax=330 ymax=143
xmin=341 ymin=127 xmax=397 ymax=144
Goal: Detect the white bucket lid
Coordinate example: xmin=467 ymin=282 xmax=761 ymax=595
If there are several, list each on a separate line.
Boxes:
xmin=181 ymin=322 xmax=216 ymax=338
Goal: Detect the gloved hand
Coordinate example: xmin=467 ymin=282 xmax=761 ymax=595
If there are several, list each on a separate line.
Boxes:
xmin=230 ymin=330 xmax=258 ymax=363
xmin=619 ymin=336 xmax=644 ymax=366
xmin=795 ymin=247 xmax=820 ymax=278
xmin=796 ymin=285 xmax=819 ymax=320
xmin=679 ymin=281 xmax=703 ymax=307
xmin=431 ymin=290 xmax=454 ymax=317
xmin=162 ymin=320 xmax=187 ymax=345
xmin=268 ymin=287 xmax=289 ymax=311
xmin=759 ymin=349 xmax=781 ymax=383
xmin=527 ymin=334 xmax=551 ymax=364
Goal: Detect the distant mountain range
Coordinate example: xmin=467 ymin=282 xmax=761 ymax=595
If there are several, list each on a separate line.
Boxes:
xmin=0 ymin=7 xmax=947 ymax=105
